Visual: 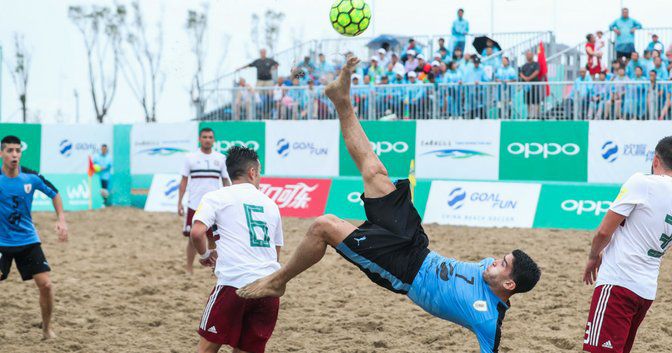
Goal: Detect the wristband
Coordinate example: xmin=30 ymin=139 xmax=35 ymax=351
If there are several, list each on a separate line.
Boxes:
xmin=200 ymin=249 xmax=212 ymax=260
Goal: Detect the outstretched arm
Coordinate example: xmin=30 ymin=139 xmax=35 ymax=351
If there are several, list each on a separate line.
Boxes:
xmin=325 ymin=55 xmax=395 ymax=199
xmin=583 ymin=210 xmax=625 ymax=285
xmin=52 ymin=194 xmax=68 ymax=242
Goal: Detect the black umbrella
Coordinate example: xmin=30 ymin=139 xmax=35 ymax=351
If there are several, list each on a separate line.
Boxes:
xmin=366 ymin=34 xmax=400 ymax=49
xmin=472 ymin=36 xmax=502 ymax=55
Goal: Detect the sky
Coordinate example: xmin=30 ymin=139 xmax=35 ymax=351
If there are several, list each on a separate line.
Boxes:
xmin=0 ymin=0 xmax=671 ymax=124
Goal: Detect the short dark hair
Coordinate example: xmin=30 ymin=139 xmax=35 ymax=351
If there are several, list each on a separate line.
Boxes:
xmin=510 ymin=249 xmax=541 ymax=294
xmin=458 ymin=8 xmax=464 ymax=13
xmin=655 ymin=136 xmax=672 ymax=170
xmin=199 ymin=127 xmax=214 ymax=136
xmin=101 ymin=144 xmax=108 ymax=148
xmin=1 ymin=135 xmax=21 ymax=150
xmin=226 ymin=146 xmax=259 ymax=180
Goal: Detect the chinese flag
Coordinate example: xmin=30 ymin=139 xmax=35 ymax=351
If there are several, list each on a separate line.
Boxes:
xmin=87 ymin=156 xmax=96 ymax=177
xmin=537 ymin=41 xmax=550 ymax=96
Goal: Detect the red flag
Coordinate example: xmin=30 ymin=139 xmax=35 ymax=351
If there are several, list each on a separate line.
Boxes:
xmin=537 ymin=41 xmax=550 ymax=96
xmin=87 ymin=156 xmax=96 ymax=177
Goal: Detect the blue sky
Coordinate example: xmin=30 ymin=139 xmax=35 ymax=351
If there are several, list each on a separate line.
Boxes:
xmin=0 ymin=0 xmax=670 ymax=124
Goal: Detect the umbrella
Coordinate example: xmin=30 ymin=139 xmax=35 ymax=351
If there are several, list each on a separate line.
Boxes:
xmin=472 ymin=36 xmax=502 ymax=56
xmin=366 ymin=34 xmax=400 ymax=49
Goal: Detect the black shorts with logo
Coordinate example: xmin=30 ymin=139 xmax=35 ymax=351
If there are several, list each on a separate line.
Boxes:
xmin=335 ymin=179 xmax=430 ymax=295
xmin=0 ymin=243 xmax=51 ymax=281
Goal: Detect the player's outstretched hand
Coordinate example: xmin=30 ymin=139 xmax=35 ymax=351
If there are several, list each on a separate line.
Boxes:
xmin=583 ymin=254 xmax=602 ymax=285
xmin=199 ymin=250 xmax=218 ymax=268
xmin=55 ymin=220 xmax=68 ymax=242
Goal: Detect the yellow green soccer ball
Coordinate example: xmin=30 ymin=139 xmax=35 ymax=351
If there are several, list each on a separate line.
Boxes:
xmin=330 ymin=0 xmax=371 ymax=37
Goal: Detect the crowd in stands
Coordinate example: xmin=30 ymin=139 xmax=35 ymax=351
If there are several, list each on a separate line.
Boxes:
xmin=576 ymin=7 xmax=672 ymax=120
xmin=226 ymin=7 xmax=672 ymax=121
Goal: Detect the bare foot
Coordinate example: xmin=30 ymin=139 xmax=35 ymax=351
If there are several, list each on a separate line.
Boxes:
xmin=236 ymin=275 xmax=286 ymax=299
xmin=42 ymin=327 xmax=56 ymax=340
xmin=325 ymin=55 xmax=360 ymax=104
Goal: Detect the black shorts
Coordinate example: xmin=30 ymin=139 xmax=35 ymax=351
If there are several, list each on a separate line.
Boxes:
xmin=335 ymin=179 xmax=430 ymax=295
xmin=0 ymin=243 xmax=51 ymax=281
xmin=100 ymin=179 xmax=109 ymax=190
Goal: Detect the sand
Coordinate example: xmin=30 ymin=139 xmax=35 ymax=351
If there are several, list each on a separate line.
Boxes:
xmin=2 ymin=208 xmax=672 ymax=353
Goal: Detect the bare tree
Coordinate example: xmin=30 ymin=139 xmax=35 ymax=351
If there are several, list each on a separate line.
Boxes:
xmin=249 ymin=10 xmax=285 ymax=56
xmin=186 ymin=4 xmax=208 ymax=117
xmin=68 ymin=4 xmax=126 ymax=123
xmin=6 ymin=34 xmax=31 ymax=122
xmin=121 ymin=0 xmax=165 ymax=122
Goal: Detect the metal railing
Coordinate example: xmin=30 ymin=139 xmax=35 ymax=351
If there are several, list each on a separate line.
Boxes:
xmin=199 ymin=81 xmax=672 ymax=121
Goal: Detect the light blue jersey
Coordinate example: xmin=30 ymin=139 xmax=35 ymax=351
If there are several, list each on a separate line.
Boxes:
xmin=0 ymin=167 xmax=58 ymax=247
xmin=408 ymin=252 xmax=508 ymax=353
xmin=93 ymin=152 xmax=113 ymax=181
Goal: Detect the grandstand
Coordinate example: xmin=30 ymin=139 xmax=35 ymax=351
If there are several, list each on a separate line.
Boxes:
xmin=199 ymin=27 xmax=672 ymax=122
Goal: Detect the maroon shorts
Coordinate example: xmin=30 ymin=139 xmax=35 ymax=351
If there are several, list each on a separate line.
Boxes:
xmin=583 ymin=284 xmax=653 ymax=353
xmin=198 ymin=285 xmax=279 ymax=353
xmin=183 ymin=208 xmax=215 ymax=238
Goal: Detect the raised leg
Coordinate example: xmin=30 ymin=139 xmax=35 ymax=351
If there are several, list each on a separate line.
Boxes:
xmin=237 ymin=215 xmax=356 ymax=299
xmin=324 ymin=55 xmax=395 ymax=199
xmin=33 ymin=272 xmax=56 ymax=340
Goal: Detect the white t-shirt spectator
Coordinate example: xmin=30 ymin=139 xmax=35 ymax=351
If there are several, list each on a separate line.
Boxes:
xmin=596 ymin=173 xmax=672 ymax=300
xmin=182 ymin=150 xmax=229 ymax=210
xmin=194 ymin=183 xmax=284 ymax=288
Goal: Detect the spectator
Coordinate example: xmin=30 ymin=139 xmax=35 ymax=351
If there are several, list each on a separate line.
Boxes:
xmin=233 ymin=78 xmax=261 ymax=120
xmin=93 ymin=144 xmax=113 ymax=206
xmin=589 ymin=72 xmax=610 ymax=120
xmin=647 ymin=34 xmax=665 ymax=53
xmin=438 ymin=37 xmax=448 ymax=53
xmin=495 ymin=57 xmax=517 ymax=82
xmin=623 ymin=66 xmax=647 ymax=119
xmin=351 ymin=75 xmax=370 ymax=119
xmin=405 ymin=71 xmax=427 ymax=118
xmin=611 ymin=67 xmax=628 ymax=119
xmin=431 ymin=61 xmax=443 ymax=82
xmin=641 ymin=50 xmax=654 ymax=73
xmin=571 ymin=67 xmax=594 ymax=119
xmin=652 ymin=57 xmax=669 ymax=80
xmin=626 ymin=52 xmax=645 ymax=79
xmin=451 ymin=9 xmax=469 ymax=53
xmin=586 ymin=34 xmax=603 ymax=76
xmin=366 ymin=57 xmax=385 ymax=83
xmin=481 ymin=39 xmax=500 ymax=57
xmin=377 ymin=48 xmax=390 ymax=68
xmin=519 ymin=51 xmax=541 ymax=119
xmin=666 ymin=50 xmax=672 ymax=72
xmin=415 ymin=54 xmax=431 ymax=75
xmin=443 ymin=61 xmax=463 ymax=117
xmin=315 ymin=53 xmax=335 ymax=80
xmin=657 ymin=71 xmax=672 ymax=120
xmin=387 ymin=53 xmax=405 ymax=80
xmin=402 ymin=39 xmax=423 ymax=60
xmin=482 ymin=47 xmax=501 ymax=79
xmin=607 ymin=59 xmax=623 ymax=80
xmin=237 ymin=48 xmax=279 ymax=87
xmin=297 ymin=56 xmax=316 ymax=78
xmin=463 ymin=56 xmax=490 ymax=119
xmin=460 ymin=53 xmax=474 ymax=75
xmin=438 ymin=47 xmax=450 ymax=63
xmin=404 ymin=50 xmax=419 ymax=73
xmin=609 ymin=8 xmax=642 ymax=61
xmin=595 ymin=31 xmax=607 ymax=69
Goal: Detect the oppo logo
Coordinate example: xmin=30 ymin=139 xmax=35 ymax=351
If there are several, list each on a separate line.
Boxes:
xmin=507 ymin=142 xmax=580 ymax=159
xmin=561 ymin=199 xmax=611 ymax=216
xmin=371 ymin=141 xmax=408 ymax=156
xmin=347 ymin=191 xmax=364 ymax=206
xmin=216 ymin=140 xmax=260 ymax=152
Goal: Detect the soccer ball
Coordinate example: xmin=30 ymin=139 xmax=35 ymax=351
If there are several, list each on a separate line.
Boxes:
xmin=330 ymin=0 xmax=371 ymax=37
xmin=94 ymin=164 xmax=102 ymax=173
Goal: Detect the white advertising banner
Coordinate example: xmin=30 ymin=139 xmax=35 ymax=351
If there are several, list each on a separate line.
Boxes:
xmin=144 ymin=174 xmax=188 ymax=212
xmin=588 ymin=121 xmax=671 ymax=183
xmin=264 ymin=120 xmax=340 ymax=177
xmin=423 ymin=180 xmax=541 ymax=228
xmin=40 ymin=124 xmax=114 ymax=174
xmin=415 ymin=120 xmax=500 ymax=180
xmin=131 ymin=123 xmax=198 ymax=175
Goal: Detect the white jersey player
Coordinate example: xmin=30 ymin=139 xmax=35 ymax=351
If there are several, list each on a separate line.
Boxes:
xmin=583 ymin=136 xmax=672 ymax=353
xmin=178 ymin=128 xmax=231 ymax=274
xmin=191 ymin=146 xmax=283 ymax=353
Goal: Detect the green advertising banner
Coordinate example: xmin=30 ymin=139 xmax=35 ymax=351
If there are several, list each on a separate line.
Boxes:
xmin=499 ymin=121 xmax=588 ymax=182
xmin=533 ymin=183 xmax=620 ymax=230
xmin=199 ymin=121 xmax=266 ymax=174
xmin=339 ymin=121 xmax=416 ymax=178
xmin=325 ymin=177 xmax=431 ymax=221
xmin=32 ymin=174 xmax=104 ymax=211
xmin=0 ymin=123 xmax=41 ymax=170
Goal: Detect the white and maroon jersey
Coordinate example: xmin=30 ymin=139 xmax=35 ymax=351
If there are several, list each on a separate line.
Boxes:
xmin=181 ymin=150 xmax=229 ymax=210
xmin=193 ymin=183 xmax=284 ymax=289
xmin=596 ymin=172 xmax=672 ymax=300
